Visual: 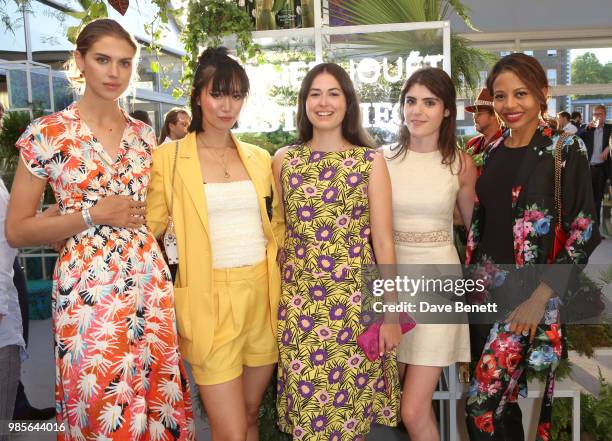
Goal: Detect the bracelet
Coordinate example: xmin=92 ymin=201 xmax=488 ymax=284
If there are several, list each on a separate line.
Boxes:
xmin=82 ymin=207 xmax=95 ymax=229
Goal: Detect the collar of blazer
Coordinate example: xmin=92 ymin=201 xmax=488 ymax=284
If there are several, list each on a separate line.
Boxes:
xmin=174 ymin=131 xmax=272 ymax=238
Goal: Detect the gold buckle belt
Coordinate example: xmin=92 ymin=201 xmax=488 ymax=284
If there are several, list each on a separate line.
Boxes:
xmin=393 ymin=229 xmax=450 ymax=244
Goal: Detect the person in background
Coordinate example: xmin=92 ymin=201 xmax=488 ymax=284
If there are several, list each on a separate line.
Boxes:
xmin=465 ymin=88 xmax=503 ymax=173
xmin=6 ymin=19 xmax=194 ymax=439
xmin=454 ymin=89 xmax=502 ymax=261
xmin=158 ymin=107 xmax=191 ymax=145
xmin=129 ymin=109 xmax=153 ymax=127
xmin=557 ymin=111 xmax=577 ymax=135
xmin=580 ymin=104 xmax=611 ymax=227
xmin=0 ymin=176 xmax=26 ymax=441
xmin=10 ymin=260 xmax=56 ymax=422
xmin=0 ymin=102 xmax=55 ymax=423
xmin=570 ymin=111 xmax=586 ymax=136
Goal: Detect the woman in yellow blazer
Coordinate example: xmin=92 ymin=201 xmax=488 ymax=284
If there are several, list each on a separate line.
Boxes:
xmin=147 ymin=47 xmax=283 ymax=441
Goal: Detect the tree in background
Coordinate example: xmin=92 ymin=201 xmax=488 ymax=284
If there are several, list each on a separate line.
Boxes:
xmin=572 ymin=52 xmax=612 ymax=99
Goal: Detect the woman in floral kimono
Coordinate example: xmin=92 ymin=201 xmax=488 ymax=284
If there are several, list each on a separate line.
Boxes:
xmin=464 ymin=53 xmax=600 ymax=440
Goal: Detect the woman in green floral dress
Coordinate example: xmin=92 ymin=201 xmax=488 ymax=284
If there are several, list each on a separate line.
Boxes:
xmin=272 ymin=63 xmax=401 ymax=440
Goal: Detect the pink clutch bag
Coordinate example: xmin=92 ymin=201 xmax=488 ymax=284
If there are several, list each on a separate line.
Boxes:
xmin=357 ymin=312 xmax=416 ymax=362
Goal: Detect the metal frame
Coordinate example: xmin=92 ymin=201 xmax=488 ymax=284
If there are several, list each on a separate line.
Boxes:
xmin=457 ymin=27 xmax=612 ymax=51
xmin=0 ymin=60 xmax=56 ymax=115
xmin=251 ymin=12 xmax=452 ymax=76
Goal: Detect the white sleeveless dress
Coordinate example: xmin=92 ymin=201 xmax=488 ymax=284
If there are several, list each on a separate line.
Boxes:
xmin=385 ymin=147 xmax=471 ymax=366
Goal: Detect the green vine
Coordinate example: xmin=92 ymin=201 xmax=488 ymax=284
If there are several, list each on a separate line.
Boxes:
xmin=179 ymin=0 xmax=258 ymax=97
xmin=65 ymin=0 xmax=109 ymax=43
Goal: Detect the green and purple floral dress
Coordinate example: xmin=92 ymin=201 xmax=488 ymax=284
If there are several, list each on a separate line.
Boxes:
xmin=276 ymin=146 xmax=399 ymax=440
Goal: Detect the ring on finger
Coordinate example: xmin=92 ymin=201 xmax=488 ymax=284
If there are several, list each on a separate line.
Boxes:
xmin=521 ymin=329 xmax=529 ymax=337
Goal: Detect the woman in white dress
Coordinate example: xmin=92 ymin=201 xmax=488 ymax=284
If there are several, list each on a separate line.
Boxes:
xmin=384 ymin=67 xmax=477 ymax=441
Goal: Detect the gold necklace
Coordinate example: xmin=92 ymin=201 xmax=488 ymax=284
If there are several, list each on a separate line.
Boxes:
xmin=197 ymin=134 xmax=235 ymax=180
xmin=209 ymin=147 xmax=231 ymax=180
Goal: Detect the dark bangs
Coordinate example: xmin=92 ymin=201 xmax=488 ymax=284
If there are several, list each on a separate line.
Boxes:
xmin=189 ymin=61 xmax=250 ymax=133
xmin=208 ymin=62 xmax=249 ymax=97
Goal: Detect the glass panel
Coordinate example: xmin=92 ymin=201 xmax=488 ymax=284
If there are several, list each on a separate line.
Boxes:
xmin=136 ymin=53 xmax=158 ymax=92
xmin=7 ymin=66 xmax=53 ymax=110
xmin=7 ymin=70 xmax=28 ymax=108
xmin=236 ymin=35 xmax=316 ymax=144
xmin=236 ymin=27 xmax=446 ymax=150
xmin=158 ymin=54 xmax=184 ymax=95
xmin=53 ymin=76 xmax=74 ymax=111
xmin=570 ymin=98 xmax=612 ymax=123
xmin=31 ymin=70 xmax=51 ymax=109
xmin=547 ymin=98 xmax=557 ymax=116
xmin=547 ymin=69 xmax=557 ymax=86
xmin=131 ymin=99 xmax=161 ymax=134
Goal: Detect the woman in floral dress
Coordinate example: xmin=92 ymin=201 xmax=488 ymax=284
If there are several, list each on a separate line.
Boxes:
xmin=464 ymin=53 xmax=600 ymax=440
xmin=272 ymin=63 xmax=401 ymax=440
xmin=6 ymin=19 xmax=193 ymax=440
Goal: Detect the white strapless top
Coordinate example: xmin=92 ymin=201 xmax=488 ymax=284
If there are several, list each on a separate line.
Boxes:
xmin=205 ymin=180 xmax=267 ymax=268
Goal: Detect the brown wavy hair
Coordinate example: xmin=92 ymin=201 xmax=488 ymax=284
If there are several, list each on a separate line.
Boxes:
xmin=486 ymin=53 xmax=549 ymax=116
xmin=390 ymin=67 xmax=457 ymax=169
xmin=296 ymin=63 xmax=374 ymax=148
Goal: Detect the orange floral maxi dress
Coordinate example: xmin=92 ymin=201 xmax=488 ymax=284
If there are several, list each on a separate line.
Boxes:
xmin=16 ymin=103 xmax=194 ymax=440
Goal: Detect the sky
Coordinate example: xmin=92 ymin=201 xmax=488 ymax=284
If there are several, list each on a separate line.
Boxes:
xmin=570 ymin=48 xmax=612 ymax=64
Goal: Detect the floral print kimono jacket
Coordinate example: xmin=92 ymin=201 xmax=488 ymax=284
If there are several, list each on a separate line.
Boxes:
xmin=464 ymin=125 xmax=601 ymax=440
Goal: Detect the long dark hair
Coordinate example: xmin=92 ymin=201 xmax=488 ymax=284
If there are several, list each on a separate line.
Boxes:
xmin=159 ymin=108 xmax=189 ymax=144
xmin=188 ymin=47 xmax=249 ymax=134
xmin=390 ymin=67 xmax=457 ymax=168
xmin=486 ymin=53 xmax=549 ymax=116
xmin=296 ymin=63 xmax=374 ymax=148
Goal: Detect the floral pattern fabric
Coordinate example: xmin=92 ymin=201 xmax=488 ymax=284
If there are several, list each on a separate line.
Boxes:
xmin=276 ymin=146 xmax=399 ymax=440
xmin=16 ymin=103 xmax=194 ymax=440
xmin=466 ymin=125 xmax=600 ymax=270
xmin=464 ymin=125 xmax=601 ymax=441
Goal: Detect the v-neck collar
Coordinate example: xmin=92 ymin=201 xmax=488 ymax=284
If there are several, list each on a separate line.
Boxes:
xmin=66 ymin=102 xmax=135 ymax=168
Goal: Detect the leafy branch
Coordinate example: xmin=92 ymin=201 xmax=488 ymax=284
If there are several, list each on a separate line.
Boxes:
xmin=179 ymin=0 xmax=258 ymax=96
xmin=0 ymin=0 xmax=30 ymax=33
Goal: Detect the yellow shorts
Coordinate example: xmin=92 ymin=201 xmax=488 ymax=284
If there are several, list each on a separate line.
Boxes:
xmin=191 ymin=260 xmax=278 ymax=386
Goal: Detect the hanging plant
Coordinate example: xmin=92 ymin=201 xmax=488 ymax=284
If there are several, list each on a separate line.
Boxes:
xmin=180 ymin=0 xmax=258 ymax=96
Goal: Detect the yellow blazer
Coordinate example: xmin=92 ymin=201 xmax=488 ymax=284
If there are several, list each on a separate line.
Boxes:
xmin=147 ymin=131 xmax=284 ymax=366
